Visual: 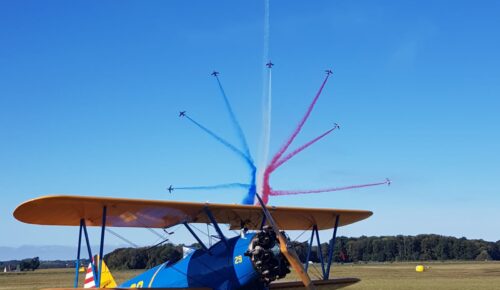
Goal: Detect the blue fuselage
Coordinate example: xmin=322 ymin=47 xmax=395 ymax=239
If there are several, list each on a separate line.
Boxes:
xmin=120 ymin=233 xmax=259 ymax=289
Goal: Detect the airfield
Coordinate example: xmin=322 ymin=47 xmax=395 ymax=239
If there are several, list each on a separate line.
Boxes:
xmin=2 ymin=0 xmax=500 ymax=289
xmin=1 ymin=262 xmax=499 ymax=290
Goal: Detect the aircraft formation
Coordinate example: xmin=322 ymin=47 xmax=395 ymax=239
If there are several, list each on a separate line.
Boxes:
xmin=169 ymin=63 xmax=389 ymax=205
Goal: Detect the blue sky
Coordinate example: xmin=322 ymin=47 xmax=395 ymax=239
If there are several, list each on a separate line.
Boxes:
xmin=1 ymin=0 xmax=499 ymax=252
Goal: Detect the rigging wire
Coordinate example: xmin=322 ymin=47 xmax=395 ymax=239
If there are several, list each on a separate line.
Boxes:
xmin=292 ymin=225 xmax=313 ymax=242
xmin=106 ymin=228 xmax=139 ymax=248
xmin=310 ymin=263 xmax=324 ymax=280
xmin=190 ymin=224 xmax=211 ymax=238
xmin=207 ymin=223 xmax=212 ymax=247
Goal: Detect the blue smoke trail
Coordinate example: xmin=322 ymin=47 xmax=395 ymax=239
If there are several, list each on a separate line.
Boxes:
xmin=241 ymin=166 xmax=257 ymax=205
xmin=214 ymin=75 xmax=252 ymax=161
xmin=185 ymin=115 xmax=251 ymax=164
xmin=184 ymin=115 xmax=257 ymax=204
xmin=212 ymin=76 xmax=257 ymax=205
xmin=174 ymin=183 xmax=251 ymax=191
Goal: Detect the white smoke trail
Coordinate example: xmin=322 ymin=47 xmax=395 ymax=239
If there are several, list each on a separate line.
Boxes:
xmin=256 ymin=0 xmax=271 ymax=201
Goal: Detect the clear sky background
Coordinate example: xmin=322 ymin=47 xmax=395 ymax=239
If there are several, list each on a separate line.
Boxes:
xmin=1 ymin=0 xmax=499 ymax=252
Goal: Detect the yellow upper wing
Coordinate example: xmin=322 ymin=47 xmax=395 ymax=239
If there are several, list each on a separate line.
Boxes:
xmin=13 ymin=195 xmax=372 ymax=230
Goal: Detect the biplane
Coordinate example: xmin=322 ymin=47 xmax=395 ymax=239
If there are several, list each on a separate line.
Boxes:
xmin=13 ymin=193 xmax=372 ymax=290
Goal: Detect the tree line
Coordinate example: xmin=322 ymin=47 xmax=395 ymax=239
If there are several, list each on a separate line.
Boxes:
xmin=294 ymin=234 xmax=500 ymax=263
xmin=0 ymin=257 xmax=40 ymax=271
xmin=102 ymin=234 xmax=500 ymax=270
xmin=4 ymin=235 xmax=498 ymax=271
xmin=104 ymin=243 xmax=184 ymax=270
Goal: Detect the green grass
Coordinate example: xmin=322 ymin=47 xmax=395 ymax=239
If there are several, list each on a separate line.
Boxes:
xmin=0 ymin=262 xmax=499 ymax=289
xmin=318 ymin=261 xmax=500 ymax=290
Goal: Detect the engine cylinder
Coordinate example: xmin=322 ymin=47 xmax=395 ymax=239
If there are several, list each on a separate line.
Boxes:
xmin=244 ymin=226 xmax=290 ymax=285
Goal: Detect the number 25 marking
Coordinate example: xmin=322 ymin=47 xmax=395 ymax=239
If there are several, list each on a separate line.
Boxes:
xmin=131 ymin=281 xmax=144 ymax=288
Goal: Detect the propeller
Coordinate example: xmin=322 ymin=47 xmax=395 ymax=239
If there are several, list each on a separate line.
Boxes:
xmin=254 ymin=193 xmax=316 ymax=290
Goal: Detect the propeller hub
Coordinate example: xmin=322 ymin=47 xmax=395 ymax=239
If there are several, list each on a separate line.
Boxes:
xmin=245 ymin=226 xmax=291 ymax=285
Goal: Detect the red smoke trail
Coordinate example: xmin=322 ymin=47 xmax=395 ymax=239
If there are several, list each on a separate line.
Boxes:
xmin=268 ymin=74 xmax=331 ymax=167
xmin=270 ymin=180 xmax=389 ymax=196
xmin=269 ymin=125 xmax=339 ymax=172
xmin=261 ymin=73 xmax=332 ymax=204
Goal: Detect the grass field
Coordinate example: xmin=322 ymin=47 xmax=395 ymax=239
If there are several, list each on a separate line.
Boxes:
xmin=323 ymin=262 xmax=500 ymax=289
xmin=0 ymin=262 xmax=499 ymax=290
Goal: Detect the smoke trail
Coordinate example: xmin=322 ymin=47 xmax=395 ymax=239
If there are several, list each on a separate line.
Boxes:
xmin=269 ymin=73 xmax=332 ymax=167
xmin=270 ymin=180 xmax=390 ymax=196
xmin=184 ymin=115 xmax=253 ymax=166
xmin=256 ymin=0 xmax=272 ymax=201
xmin=214 ymin=75 xmax=252 ymax=160
xmin=213 ymin=76 xmax=257 ymax=205
xmin=174 ymin=183 xmax=251 ymax=191
xmin=269 ymin=125 xmax=339 ymax=172
xmin=256 ymin=67 xmax=272 ymax=200
xmin=241 ymin=167 xmax=257 ymax=205
xmin=260 ymin=73 xmax=332 ymax=204
xmin=183 ymin=114 xmax=257 ymax=205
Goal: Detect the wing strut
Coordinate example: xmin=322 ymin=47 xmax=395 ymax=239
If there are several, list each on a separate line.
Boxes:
xmin=325 ymin=215 xmax=340 ymax=279
xmin=98 ymin=206 xmax=107 ymax=287
xmin=183 ymin=222 xmax=209 ymax=252
xmin=315 ymin=226 xmax=327 ymax=278
xmin=302 ymin=216 xmax=340 ymax=281
xmin=73 ymin=207 xmax=107 ymax=288
xmin=74 ymin=220 xmax=83 ymax=288
xmin=204 ymin=207 xmax=228 ymax=247
xmin=304 ymin=226 xmax=316 ymax=273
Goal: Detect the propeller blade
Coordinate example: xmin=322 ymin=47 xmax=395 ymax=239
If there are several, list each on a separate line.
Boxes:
xmin=254 ymin=194 xmax=316 ymax=290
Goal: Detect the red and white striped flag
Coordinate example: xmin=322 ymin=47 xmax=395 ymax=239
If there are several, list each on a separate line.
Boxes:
xmin=83 ymin=263 xmax=96 ymax=288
